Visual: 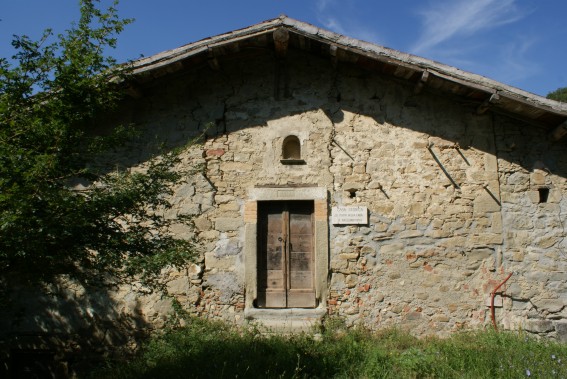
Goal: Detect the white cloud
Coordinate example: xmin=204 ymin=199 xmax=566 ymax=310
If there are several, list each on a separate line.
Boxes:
xmin=319 ymin=16 xmax=381 ymax=44
xmin=411 ymin=0 xmax=526 ymax=55
xmin=494 ymin=37 xmax=540 ymax=86
xmin=315 ymin=2 xmax=381 ymax=44
xmin=321 ymin=16 xmax=346 ymax=35
xmin=316 ymin=0 xmax=336 ymax=12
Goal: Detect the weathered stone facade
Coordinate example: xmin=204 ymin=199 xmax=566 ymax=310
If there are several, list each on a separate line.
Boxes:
xmin=103 ymin=40 xmax=566 ymax=338
xmin=2 ymin=18 xmax=567 ymax=372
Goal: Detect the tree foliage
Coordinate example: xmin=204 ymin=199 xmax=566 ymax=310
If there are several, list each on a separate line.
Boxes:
xmin=0 ymin=0 xmax=198 ymax=285
xmin=547 ymin=87 xmax=567 ymax=102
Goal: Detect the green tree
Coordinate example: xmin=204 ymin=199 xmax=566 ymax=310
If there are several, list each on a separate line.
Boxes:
xmin=0 ymin=0 xmax=197 ymax=286
xmin=547 ymin=87 xmax=567 ymax=102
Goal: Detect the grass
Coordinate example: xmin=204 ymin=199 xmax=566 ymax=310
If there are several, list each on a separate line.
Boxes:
xmin=93 ymin=317 xmax=567 ymax=378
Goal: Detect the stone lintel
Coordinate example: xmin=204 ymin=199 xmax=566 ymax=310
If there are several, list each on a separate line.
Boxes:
xmin=249 ymin=186 xmax=327 ymax=201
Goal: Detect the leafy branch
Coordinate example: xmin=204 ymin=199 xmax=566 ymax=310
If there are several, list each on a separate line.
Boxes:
xmin=0 ymin=0 xmax=199 ymax=286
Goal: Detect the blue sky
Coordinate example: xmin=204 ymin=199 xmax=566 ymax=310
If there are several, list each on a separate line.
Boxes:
xmin=1 ymin=0 xmax=566 ymax=97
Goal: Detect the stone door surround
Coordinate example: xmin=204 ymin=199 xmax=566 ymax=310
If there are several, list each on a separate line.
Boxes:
xmin=243 ymin=187 xmax=328 ymax=328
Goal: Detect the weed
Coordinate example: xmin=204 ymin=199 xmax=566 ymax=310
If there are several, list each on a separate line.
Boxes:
xmin=92 ymin=318 xmax=567 ymax=378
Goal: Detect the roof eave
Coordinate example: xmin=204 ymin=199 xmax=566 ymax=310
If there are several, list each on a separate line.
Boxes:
xmin=126 ymin=16 xmax=567 ymax=126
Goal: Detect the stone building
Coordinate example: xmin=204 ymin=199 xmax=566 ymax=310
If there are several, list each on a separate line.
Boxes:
xmin=111 ymin=16 xmax=567 ymax=338
xmin=3 ymin=16 xmax=567 ymax=362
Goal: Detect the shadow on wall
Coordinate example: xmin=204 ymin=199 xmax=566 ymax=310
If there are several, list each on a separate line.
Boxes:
xmin=0 ymin=274 xmax=152 ymax=377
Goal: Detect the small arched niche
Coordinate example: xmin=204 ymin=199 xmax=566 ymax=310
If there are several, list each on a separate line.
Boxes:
xmin=281 ymin=135 xmax=305 ymax=164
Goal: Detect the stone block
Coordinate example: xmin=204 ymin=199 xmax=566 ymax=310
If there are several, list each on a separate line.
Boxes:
xmin=330 ymin=257 xmax=348 ymax=271
xmin=193 ymin=216 xmax=212 ymax=231
xmin=555 ymin=322 xmax=567 ymax=343
xmin=345 ymin=274 xmax=358 ymax=288
xmin=169 ymin=223 xmax=195 ymax=240
xmin=531 ymin=172 xmax=546 ymax=185
xmin=468 ymin=233 xmax=503 ymax=246
xmin=173 ymin=183 xmax=196 ymax=198
xmin=167 ymin=277 xmax=190 ymax=296
xmin=214 ymin=238 xmax=241 ymax=257
xmin=343 ymin=182 xmax=365 ymax=192
xmin=178 ymin=203 xmax=201 ymax=216
xmin=200 ymin=230 xmax=220 ymax=240
xmin=527 ymin=191 xmax=540 ymax=204
xmin=533 ymin=299 xmax=565 ymax=314
xmin=536 ymin=236 xmax=560 ymax=249
xmin=398 ymin=230 xmax=423 ymax=239
xmin=205 ymin=252 xmax=236 ymax=270
xmin=524 ymin=319 xmax=554 ymax=333
xmin=330 ymin=273 xmax=346 ymax=289
xmin=432 ymin=314 xmax=449 ymax=322
xmin=206 ymin=272 xmax=242 ymax=304
xmin=219 ymin=203 xmax=241 ymax=212
xmin=188 ymin=263 xmax=202 ymax=280
xmin=215 ymin=194 xmax=235 ymax=204
xmin=473 ymin=192 xmax=501 ymax=214
xmin=388 ymin=272 xmax=401 ymax=279
xmin=468 ymin=248 xmax=494 ymax=261
xmin=406 ymin=311 xmax=422 ymax=320
xmin=491 ymin=214 xmax=502 ymax=233
xmin=206 ymin=148 xmax=226 ymax=157
xmin=361 ymin=246 xmax=376 ymax=255
xmin=187 ymin=287 xmax=201 ymax=305
xmin=340 ymin=252 xmax=360 ymax=260
xmin=380 ymin=243 xmax=404 ymax=255
xmin=215 ymin=217 xmax=243 ymax=232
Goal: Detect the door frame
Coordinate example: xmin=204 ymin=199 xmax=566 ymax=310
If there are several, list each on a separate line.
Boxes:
xmin=243 ymin=187 xmax=328 ymax=311
xmin=257 ymin=200 xmax=316 ymax=308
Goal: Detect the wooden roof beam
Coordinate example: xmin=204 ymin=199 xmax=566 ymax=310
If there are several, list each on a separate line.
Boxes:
xmin=124 ymin=82 xmax=143 ymax=99
xmin=414 ymin=70 xmax=429 ymax=94
xmin=329 ymin=44 xmax=338 ymax=68
xmin=273 ymin=28 xmax=289 ymax=58
xmin=207 ymin=47 xmax=220 ymax=71
xmin=477 ymin=92 xmax=500 ymax=115
xmin=549 ymin=121 xmax=567 ymax=141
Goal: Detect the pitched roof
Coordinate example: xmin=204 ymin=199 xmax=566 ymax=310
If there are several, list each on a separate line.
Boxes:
xmin=127 ymin=16 xmax=567 ymax=139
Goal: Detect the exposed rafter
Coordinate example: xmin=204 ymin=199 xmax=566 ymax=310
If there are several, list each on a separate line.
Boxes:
xmin=273 ymin=28 xmax=289 ymax=58
xmin=329 ymin=44 xmax=338 ymax=68
xmin=477 ymin=93 xmax=500 ymax=115
xmin=414 ymin=70 xmax=429 ymax=94
xmin=207 ymin=47 xmax=220 ymax=71
xmin=549 ymin=121 xmax=567 ymax=141
xmin=124 ymin=83 xmax=143 ymax=99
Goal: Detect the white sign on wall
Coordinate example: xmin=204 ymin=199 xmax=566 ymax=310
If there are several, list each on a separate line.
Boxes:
xmin=331 ymin=206 xmax=368 ymax=225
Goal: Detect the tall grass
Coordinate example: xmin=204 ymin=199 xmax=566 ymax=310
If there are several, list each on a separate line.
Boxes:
xmin=94 ymin=317 xmax=567 ymax=378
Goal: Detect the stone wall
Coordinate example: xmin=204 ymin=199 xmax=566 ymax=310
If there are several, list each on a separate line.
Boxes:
xmin=2 ymin=47 xmax=567 ymax=362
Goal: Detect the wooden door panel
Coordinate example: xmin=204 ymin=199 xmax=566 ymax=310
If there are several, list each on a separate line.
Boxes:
xmin=289 ymin=251 xmax=311 ymax=271
xmin=288 ymin=207 xmax=313 ymax=295
xmin=265 ymin=207 xmax=285 ymax=292
xmin=289 ymin=235 xmax=311 ymax=253
xmin=287 ymin=292 xmax=316 ymax=308
xmin=266 ymin=248 xmax=283 ymax=270
xmin=263 ymin=292 xmax=286 ymax=308
xmin=257 ymin=201 xmax=315 ymax=308
xmin=289 ymin=267 xmax=313 ymax=288
xmin=266 ymin=270 xmax=285 ymax=289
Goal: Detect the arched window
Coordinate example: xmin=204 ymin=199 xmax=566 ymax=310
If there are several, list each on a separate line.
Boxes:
xmin=282 ymin=135 xmax=301 ymax=160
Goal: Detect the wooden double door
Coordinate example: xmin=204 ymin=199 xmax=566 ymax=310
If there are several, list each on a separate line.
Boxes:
xmin=257 ymin=201 xmax=316 ymax=308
